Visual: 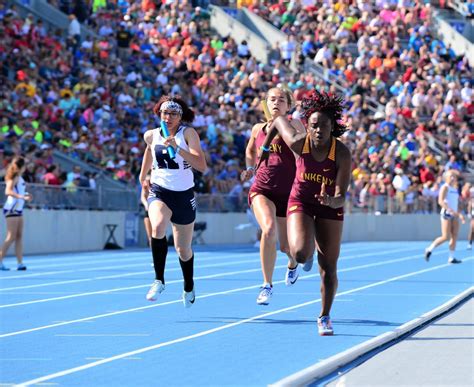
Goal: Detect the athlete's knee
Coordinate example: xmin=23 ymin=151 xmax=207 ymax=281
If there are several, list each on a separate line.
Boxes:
xmin=176 ymin=246 xmax=192 ymax=260
xmin=292 ymin=247 xmax=310 ymax=264
xmin=320 ymin=266 xmax=337 ymax=284
xmin=260 ymin=221 xmax=277 ymax=242
xmin=151 ymin=225 xmax=167 ymax=239
xmin=4 ymin=234 xmax=15 ymax=243
xmin=279 ymin=243 xmax=290 ymax=255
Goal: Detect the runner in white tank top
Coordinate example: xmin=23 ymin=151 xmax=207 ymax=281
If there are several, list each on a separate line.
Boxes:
xmin=138 ymin=96 xmax=207 ymax=308
xmin=149 ymin=123 xmax=194 ymax=191
xmin=425 ymin=170 xmax=465 ymax=264
xmin=3 ymin=176 xmax=27 ymax=216
xmin=1 ymin=157 xmax=32 ymax=271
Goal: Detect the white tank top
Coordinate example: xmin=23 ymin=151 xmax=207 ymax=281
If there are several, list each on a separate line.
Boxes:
xmin=442 ymin=183 xmax=459 ymax=213
xmin=150 ymin=125 xmax=194 ymax=191
xmin=3 ymin=176 xmax=26 ymax=213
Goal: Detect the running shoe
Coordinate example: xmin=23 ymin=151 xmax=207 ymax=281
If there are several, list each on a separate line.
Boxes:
xmin=448 ymin=257 xmax=462 ymax=264
xmin=285 ymin=265 xmax=300 ymax=286
xmin=303 ymin=257 xmax=314 ymax=272
xmin=17 ymin=264 xmax=27 ymax=271
xmin=0 ymin=264 xmax=10 ymax=271
xmin=146 ymin=280 xmax=165 ymax=301
xmin=183 ymin=288 xmax=195 ymax=308
xmin=467 ymin=243 xmax=472 ymax=250
xmin=318 ymin=315 xmax=334 ymax=336
xmin=256 ymin=284 xmax=273 ymax=305
xmin=424 ymin=249 xmax=432 ymax=262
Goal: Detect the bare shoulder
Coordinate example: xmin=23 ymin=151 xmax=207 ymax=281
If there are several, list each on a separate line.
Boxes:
xmin=184 ymin=126 xmax=199 ymax=138
xmin=251 ymin=122 xmax=266 ymax=135
xmin=144 ymin=130 xmax=154 ymax=145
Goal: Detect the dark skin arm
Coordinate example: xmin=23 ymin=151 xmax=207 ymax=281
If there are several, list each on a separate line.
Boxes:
xmin=315 ymin=142 xmax=352 ymax=208
xmin=257 ymin=116 xmax=306 ymax=169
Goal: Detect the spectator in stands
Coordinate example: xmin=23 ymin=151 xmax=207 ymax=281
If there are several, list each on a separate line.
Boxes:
xmin=392 ymin=165 xmax=411 ymax=213
xmin=68 ymin=14 xmax=80 ymax=47
xmin=43 ymin=165 xmax=61 ymax=185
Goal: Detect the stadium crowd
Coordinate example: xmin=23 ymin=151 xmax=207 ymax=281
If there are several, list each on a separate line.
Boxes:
xmin=0 ymin=0 xmax=472 ymax=213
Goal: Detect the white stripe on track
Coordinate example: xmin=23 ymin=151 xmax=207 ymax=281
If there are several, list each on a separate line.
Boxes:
xmin=0 ymin=256 xmax=262 ymax=293
xmin=3 ymin=243 xmax=376 ymax=265
xmin=16 ymin=258 xmax=471 ymax=387
xmin=0 ymin=258 xmax=265 ymax=309
xmin=0 ymin=250 xmax=447 ymax=337
xmin=0 ymin=249 xmax=447 ymax=309
xmin=0 ymin=251 xmax=255 ymax=279
xmin=0 ymin=245 xmax=420 ymax=290
xmin=0 ymin=250 xmax=268 ymax=272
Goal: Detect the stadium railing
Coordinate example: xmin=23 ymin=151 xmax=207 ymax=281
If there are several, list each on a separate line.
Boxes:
xmin=0 ymin=183 xmax=138 ymax=212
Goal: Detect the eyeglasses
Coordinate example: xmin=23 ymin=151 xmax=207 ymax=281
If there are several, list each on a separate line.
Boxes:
xmin=160 ymin=110 xmax=180 ymax=118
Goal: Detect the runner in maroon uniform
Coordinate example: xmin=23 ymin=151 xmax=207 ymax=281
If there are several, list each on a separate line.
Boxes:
xmin=241 ymin=87 xmax=303 ymax=305
xmin=260 ymin=91 xmax=351 ymax=334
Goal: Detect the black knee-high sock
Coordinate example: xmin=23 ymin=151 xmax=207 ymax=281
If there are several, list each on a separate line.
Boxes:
xmin=151 ymin=237 xmax=168 ymax=283
xmin=179 ymin=254 xmax=194 ymax=292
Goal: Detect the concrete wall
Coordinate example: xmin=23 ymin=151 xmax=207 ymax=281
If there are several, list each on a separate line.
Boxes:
xmin=0 ymin=210 xmax=127 ymax=255
xmin=209 ymin=6 xmax=270 ymax=64
xmin=434 ymin=13 xmax=474 ymax=66
xmin=1 ymin=211 xmax=471 ymax=256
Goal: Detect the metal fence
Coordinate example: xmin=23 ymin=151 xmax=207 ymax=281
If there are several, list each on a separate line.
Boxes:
xmin=1 ymin=184 xmax=461 ymax=215
xmin=0 ymin=183 xmax=139 ymax=212
xmin=346 ymin=192 xmax=441 ymax=215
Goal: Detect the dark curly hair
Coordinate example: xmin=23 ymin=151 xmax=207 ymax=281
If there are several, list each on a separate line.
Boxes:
xmin=153 ymin=95 xmax=195 ymax=123
xmin=301 ymin=90 xmax=347 ymax=137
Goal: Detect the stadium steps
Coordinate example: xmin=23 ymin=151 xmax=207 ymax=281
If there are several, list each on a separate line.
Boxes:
xmin=10 ymin=0 xmax=98 ymax=40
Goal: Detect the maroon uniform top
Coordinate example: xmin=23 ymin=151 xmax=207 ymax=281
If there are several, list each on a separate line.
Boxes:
xmin=288 ymin=136 xmax=344 ymax=220
xmin=252 ymin=123 xmax=296 ymax=195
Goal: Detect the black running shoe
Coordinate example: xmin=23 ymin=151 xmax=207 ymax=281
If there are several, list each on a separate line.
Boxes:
xmin=448 ymin=258 xmax=462 ymax=264
xmin=424 ymin=249 xmax=431 ymax=262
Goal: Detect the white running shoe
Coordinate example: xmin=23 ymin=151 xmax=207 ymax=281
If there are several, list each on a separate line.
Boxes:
xmin=256 ymin=284 xmax=273 ymax=305
xmin=467 ymin=243 xmax=472 ymax=250
xmin=318 ymin=315 xmax=334 ymax=336
xmin=303 ymin=257 xmax=314 ymax=272
xmin=285 ymin=265 xmax=300 ymax=286
xmin=146 ymin=280 xmax=165 ymax=301
xmin=183 ymin=288 xmax=195 ymax=308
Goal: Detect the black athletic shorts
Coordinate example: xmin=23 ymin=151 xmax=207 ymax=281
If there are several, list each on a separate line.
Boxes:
xmin=147 ymin=183 xmax=196 ymax=225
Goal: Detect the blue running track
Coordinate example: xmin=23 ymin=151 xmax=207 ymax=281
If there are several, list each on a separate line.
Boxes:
xmin=0 ymin=241 xmax=472 ymax=386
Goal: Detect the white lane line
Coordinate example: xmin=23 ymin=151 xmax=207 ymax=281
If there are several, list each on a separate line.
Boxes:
xmin=16 ymin=260 xmax=466 ymax=387
xmin=0 ymin=243 xmax=377 ymax=267
xmin=0 ymin=251 xmax=254 ymax=280
xmin=0 ymin=251 xmax=266 ymax=272
xmin=0 ymin=257 xmax=259 ymax=297
xmin=0 ymin=251 xmax=445 ymax=338
xmin=0 ymin=255 xmax=258 ymax=292
xmin=0 ymin=358 xmax=53 ymax=361
xmin=55 ymin=334 xmax=149 ymax=337
xmin=0 ymin=248 xmax=440 ymax=309
xmin=0 ymin=267 xmax=275 ymax=338
xmin=5 ymin=249 xmax=260 ymax=264
xmin=0 ymin=245 xmax=420 ymax=292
